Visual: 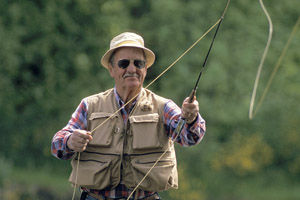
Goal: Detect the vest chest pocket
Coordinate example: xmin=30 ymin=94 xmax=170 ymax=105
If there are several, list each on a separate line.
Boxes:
xmin=129 ymin=113 xmax=160 ymax=150
xmin=88 ymin=112 xmax=117 ymax=147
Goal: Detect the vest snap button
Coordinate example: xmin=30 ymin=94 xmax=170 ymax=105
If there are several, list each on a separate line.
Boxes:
xmin=115 ymin=127 xmax=120 ymax=133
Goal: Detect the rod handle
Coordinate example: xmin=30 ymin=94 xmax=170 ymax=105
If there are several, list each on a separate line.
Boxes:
xmin=188 ymin=89 xmax=196 ymax=103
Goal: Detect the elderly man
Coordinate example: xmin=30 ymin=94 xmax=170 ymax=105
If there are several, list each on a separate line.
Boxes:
xmin=51 ymin=32 xmax=206 ymax=200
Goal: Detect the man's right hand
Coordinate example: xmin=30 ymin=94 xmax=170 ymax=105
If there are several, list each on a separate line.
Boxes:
xmin=67 ymin=130 xmax=93 ymax=152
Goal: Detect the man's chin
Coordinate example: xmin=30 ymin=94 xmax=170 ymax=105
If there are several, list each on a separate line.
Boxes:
xmin=125 ymin=82 xmax=141 ymax=90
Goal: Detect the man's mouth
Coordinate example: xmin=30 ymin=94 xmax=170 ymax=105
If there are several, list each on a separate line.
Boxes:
xmin=123 ymin=73 xmax=139 ymax=79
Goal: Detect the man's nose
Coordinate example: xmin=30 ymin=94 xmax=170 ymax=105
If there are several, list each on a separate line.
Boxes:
xmin=126 ymin=61 xmax=136 ymax=72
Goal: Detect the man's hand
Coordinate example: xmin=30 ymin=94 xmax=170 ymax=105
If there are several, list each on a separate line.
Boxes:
xmin=67 ymin=130 xmax=93 ymax=152
xmin=181 ymin=96 xmax=199 ymax=124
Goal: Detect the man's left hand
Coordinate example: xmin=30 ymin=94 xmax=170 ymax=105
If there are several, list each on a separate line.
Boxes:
xmin=181 ymin=96 xmax=199 ymax=124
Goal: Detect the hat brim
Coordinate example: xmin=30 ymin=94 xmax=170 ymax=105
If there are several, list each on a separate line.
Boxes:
xmin=101 ymin=44 xmax=155 ymax=69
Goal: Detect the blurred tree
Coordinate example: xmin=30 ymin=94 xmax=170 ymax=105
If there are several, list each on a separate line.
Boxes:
xmin=0 ymin=0 xmax=300 ymax=199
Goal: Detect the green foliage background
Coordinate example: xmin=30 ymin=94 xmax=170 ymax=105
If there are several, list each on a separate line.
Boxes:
xmin=1 ymin=0 xmax=300 ymax=199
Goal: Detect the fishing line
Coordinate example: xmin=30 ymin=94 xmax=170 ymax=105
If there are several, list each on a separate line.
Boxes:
xmin=253 ymin=16 xmax=300 ymax=117
xmin=249 ymin=0 xmax=273 ymax=119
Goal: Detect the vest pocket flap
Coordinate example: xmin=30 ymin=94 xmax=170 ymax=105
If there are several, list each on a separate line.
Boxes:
xmin=136 ymin=157 xmax=174 ymax=165
xmin=89 ymin=112 xmax=115 ymax=120
xmin=129 ymin=113 xmax=159 ymax=123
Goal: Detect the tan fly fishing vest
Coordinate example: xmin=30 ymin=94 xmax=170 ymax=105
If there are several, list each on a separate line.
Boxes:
xmin=69 ymin=88 xmax=178 ymax=192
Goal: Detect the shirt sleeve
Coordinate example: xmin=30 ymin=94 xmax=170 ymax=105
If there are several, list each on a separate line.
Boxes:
xmin=51 ymin=99 xmax=88 ymax=160
xmin=163 ymin=100 xmax=206 ymax=146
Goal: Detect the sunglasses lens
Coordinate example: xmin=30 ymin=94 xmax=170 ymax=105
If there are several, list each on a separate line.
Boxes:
xmin=117 ymin=59 xmax=146 ymax=69
xmin=118 ymin=59 xmax=130 ymax=69
xmin=134 ymin=60 xmax=146 ymax=69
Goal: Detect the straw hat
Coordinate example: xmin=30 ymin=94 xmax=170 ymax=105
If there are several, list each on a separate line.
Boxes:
xmin=101 ymin=32 xmax=155 ymax=69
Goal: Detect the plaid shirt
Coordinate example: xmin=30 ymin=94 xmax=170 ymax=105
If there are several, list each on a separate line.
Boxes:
xmin=51 ymin=88 xmax=206 ymax=199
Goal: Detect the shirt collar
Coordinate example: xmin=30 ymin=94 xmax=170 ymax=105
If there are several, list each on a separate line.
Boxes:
xmin=113 ymin=87 xmax=142 ymax=109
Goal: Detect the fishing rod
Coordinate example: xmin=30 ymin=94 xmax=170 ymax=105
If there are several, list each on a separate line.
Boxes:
xmin=175 ymin=16 xmax=225 ymax=135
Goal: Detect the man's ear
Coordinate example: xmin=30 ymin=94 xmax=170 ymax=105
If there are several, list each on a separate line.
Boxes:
xmin=108 ymin=64 xmax=114 ymax=78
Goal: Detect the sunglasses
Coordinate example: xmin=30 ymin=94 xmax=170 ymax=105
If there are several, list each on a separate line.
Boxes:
xmin=117 ymin=59 xmax=146 ymax=69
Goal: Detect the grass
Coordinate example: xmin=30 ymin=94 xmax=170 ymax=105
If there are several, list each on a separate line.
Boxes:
xmin=2 ymin=165 xmax=77 ymax=199
xmin=236 ymin=181 xmax=300 ymax=200
xmin=10 ymin=167 xmax=72 ymax=193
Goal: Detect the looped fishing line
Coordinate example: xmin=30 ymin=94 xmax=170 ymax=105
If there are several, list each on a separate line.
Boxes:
xmin=249 ymin=0 xmax=273 ymax=119
xmin=253 ymin=16 xmax=300 ymax=117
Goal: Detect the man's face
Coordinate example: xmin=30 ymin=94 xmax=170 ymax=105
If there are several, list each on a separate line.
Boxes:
xmin=108 ymin=47 xmax=147 ymax=94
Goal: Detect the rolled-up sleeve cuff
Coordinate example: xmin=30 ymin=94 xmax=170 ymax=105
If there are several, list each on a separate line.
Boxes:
xmin=186 ymin=113 xmax=200 ymax=131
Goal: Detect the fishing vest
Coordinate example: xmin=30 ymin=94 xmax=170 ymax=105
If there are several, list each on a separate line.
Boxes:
xmin=69 ymin=88 xmax=178 ymax=192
